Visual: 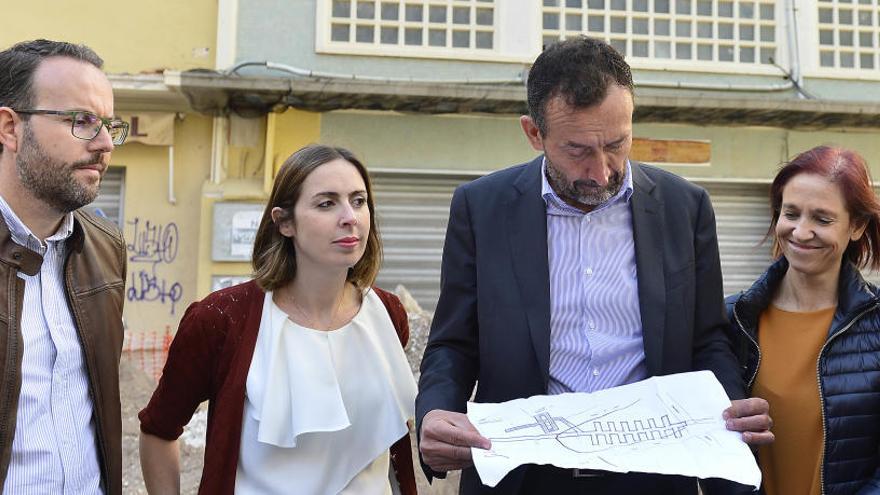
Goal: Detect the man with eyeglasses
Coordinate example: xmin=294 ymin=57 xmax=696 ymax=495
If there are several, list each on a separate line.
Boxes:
xmin=0 ymin=39 xmax=129 ymax=494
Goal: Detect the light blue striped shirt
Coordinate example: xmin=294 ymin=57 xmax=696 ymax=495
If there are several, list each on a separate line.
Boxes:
xmin=541 ymin=159 xmax=648 ymax=394
xmin=0 ymin=195 xmax=102 ymax=495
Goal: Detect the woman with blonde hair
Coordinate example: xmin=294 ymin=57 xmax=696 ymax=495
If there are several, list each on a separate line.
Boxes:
xmin=138 ymin=144 xmax=417 ymax=494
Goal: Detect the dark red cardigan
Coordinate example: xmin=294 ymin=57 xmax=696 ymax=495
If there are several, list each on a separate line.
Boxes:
xmin=138 ymin=281 xmax=417 ymax=495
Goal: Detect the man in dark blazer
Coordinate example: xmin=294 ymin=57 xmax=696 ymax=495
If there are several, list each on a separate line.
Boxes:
xmin=415 ymin=36 xmax=773 ymax=494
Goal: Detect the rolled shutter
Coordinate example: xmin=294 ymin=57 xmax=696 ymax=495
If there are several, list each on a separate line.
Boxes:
xmin=371 ymin=172 xmax=472 ymax=311
xmin=698 ymin=182 xmax=774 ymax=297
xmin=84 ymin=166 xmax=125 ymax=227
xmin=374 ymin=172 xmax=785 ymax=309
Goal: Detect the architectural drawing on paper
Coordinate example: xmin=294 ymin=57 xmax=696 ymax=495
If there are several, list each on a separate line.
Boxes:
xmin=468 ymin=372 xmax=762 ymax=488
xmin=487 ymin=398 xmax=714 ymax=454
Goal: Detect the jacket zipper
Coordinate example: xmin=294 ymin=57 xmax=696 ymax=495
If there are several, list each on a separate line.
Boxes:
xmin=63 ymin=259 xmax=110 ymax=490
xmin=0 ymin=271 xmax=19 ymax=475
xmin=732 ymin=305 xmax=762 ymax=389
xmin=739 ymin=300 xmax=879 ymax=494
xmin=816 ymin=302 xmax=879 ymax=495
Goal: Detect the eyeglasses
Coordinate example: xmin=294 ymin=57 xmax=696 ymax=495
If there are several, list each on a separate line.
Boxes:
xmin=14 ymin=109 xmax=130 ymax=146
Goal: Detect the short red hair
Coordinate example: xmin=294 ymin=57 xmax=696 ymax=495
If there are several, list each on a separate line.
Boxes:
xmin=769 ymin=145 xmax=880 ymax=270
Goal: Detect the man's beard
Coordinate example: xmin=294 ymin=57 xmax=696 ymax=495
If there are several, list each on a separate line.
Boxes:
xmin=545 ymin=156 xmax=624 ymax=208
xmin=16 ymin=124 xmax=105 ymax=213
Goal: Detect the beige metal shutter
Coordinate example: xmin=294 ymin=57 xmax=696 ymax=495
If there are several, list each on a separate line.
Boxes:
xmin=703 ymin=182 xmax=880 ymax=292
xmin=84 ymin=166 xmax=125 ymax=227
xmin=373 ymin=173 xmax=878 ymax=312
xmin=373 ymin=173 xmax=778 ymax=310
xmin=864 ymin=188 xmax=880 ymax=286
xmin=371 ymin=171 xmax=473 ymax=312
xmin=698 ymin=182 xmax=773 ymax=297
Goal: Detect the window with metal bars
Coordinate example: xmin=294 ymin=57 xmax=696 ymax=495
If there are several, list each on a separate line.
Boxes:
xmin=817 ymin=0 xmax=880 ymax=70
xmin=541 ymin=0 xmax=778 ymax=67
xmin=322 ymin=0 xmax=497 ymax=56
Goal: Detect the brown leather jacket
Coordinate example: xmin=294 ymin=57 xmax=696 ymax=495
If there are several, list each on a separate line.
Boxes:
xmin=0 ymin=210 xmax=126 ymax=494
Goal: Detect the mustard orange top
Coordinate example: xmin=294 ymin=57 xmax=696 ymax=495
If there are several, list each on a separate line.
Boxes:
xmin=752 ymin=305 xmax=835 ymax=495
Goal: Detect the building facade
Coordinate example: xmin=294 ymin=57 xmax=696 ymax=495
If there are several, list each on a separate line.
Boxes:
xmin=198 ymin=0 xmax=880 ymax=309
xmin=0 ymin=0 xmax=218 ymax=345
xmin=5 ymin=0 xmax=880 ymax=329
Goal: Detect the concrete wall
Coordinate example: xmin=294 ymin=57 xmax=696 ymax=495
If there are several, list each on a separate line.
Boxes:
xmin=788 ymin=129 xmax=880 ymax=174
xmin=320 ymin=110 xmax=880 ymax=180
xmin=320 ymin=111 xmax=535 ymax=171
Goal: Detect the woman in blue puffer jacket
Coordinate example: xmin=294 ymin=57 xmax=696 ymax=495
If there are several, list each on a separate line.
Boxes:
xmin=726 ymin=145 xmax=880 ymax=495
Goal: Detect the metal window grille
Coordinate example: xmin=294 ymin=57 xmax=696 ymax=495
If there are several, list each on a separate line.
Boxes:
xmin=817 ymin=0 xmax=879 ymax=70
xmin=84 ymin=166 xmax=125 ymax=228
xmin=324 ymin=0 xmax=497 ymax=56
xmin=541 ymin=0 xmax=778 ymax=68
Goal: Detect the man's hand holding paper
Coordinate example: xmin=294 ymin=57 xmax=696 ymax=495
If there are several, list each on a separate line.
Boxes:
xmin=465 ymin=371 xmax=764 ymax=488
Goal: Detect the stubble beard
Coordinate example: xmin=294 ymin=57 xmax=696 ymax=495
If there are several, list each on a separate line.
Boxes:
xmin=16 ymin=124 xmax=105 ymax=213
xmin=545 ymin=156 xmax=624 ymax=208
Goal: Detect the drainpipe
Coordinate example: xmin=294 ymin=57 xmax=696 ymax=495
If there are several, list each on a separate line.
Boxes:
xmin=167 ymin=145 xmax=177 ymax=204
xmin=785 ymin=0 xmax=805 ymax=98
xmin=209 ymin=116 xmax=228 ymax=184
xmin=263 ymin=112 xmax=276 ymax=195
xmin=635 ymin=78 xmax=792 ymax=92
xmin=225 ymin=60 xmax=794 ymax=93
xmin=227 ymin=60 xmax=528 ymax=85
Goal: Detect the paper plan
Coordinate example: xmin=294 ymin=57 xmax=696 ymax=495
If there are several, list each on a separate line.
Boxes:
xmin=467 ymin=371 xmax=760 ymax=488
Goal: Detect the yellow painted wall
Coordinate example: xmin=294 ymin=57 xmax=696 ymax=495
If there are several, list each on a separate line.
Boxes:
xmin=0 ymin=0 xmax=217 ymax=73
xmin=1 ymin=5 xmax=218 ymax=340
xmin=113 ymin=114 xmax=213 ymax=339
xmin=194 ymin=109 xmax=323 ymax=296
xmin=272 ymin=108 xmax=322 ymax=172
xmin=195 ymin=180 xmax=267 ymax=298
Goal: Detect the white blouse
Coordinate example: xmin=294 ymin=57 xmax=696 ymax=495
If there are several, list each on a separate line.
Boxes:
xmin=234 ymin=289 xmax=418 ymax=494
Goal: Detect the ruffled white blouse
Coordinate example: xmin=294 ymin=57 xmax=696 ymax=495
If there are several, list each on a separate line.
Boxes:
xmin=234 ymin=289 xmax=418 ymax=494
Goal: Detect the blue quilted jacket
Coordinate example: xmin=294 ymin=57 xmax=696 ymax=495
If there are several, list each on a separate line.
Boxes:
xmin=725 ymin=257 xmax=880 ymax=495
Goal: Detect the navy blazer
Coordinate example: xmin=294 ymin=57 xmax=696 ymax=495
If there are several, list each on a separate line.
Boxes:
xmin=416 ymin=156 xmax=746 ymax=494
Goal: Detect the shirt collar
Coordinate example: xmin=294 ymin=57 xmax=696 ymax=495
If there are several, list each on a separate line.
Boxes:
xmin=0 ymin=193 xmax=75 ymax=250
xmin=540 ymin=157 xmax=634 ymax=214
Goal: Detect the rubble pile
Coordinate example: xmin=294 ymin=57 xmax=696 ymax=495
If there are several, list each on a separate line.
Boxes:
xmin=119 ymin=354 xmax=205 ymax=494
xmin=394 ymin=284 xmax=432 ymax=376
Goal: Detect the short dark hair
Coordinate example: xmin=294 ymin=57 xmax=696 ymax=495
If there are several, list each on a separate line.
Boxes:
xmin=0 ymin=39 xmax=104 ymax=152
xmin=527 ymin=36 xmax=634 ymax=135
xmin=251 ymin=144 xmax=382 ymax=291
xmin=769 ymin=145 xmax=880 ymax=271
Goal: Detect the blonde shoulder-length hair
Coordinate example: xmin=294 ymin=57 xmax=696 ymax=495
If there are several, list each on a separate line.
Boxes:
xmin=251 ymin=144 xmax=382 ymax=291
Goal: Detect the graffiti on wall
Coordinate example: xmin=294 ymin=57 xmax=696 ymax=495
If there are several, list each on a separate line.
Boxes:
xmin=125 ymin=217 xmax=183 ymax=315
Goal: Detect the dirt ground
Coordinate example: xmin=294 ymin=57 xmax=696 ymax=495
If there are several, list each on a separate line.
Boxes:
xmin=120 ymin=286 xmax=461 ymax=494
